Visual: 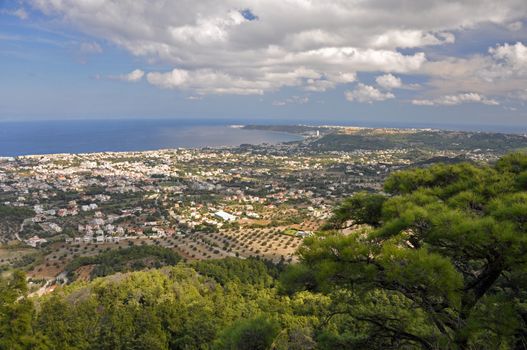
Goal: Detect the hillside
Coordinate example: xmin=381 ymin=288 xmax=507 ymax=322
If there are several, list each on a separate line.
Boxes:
xmin=0 ymin=205 xmax=34 ymax=243
xmin=1 ymin=153 xmax=527 ymax=349
xmin=311 ymin=129 xmax=527 ymax=152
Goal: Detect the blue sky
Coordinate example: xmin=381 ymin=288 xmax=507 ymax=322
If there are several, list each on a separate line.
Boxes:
xmin=1 ymin=1 xmax=526 ymax=127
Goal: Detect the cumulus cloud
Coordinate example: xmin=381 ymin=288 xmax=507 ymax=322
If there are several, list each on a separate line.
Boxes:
xmin=375 ymin=73 xmax=421 ymax=90
xmin=146 ymin=68 xmax=271 ymax=94
xmin=375 ymin=74 xmax=402 ymax=89
xmin=412 ymin=93 xmax=499 ymax=106
xmin=369 ymin=30 xmax=455 ymax=49
xmin=145 ymin=66 xmax=355 ymax=94
xmin=140 ymin=48 xmax=423 ymax=94
xmin=28 ymin=0 xmax=527 ymax=96
xmin=489 ymin=42 xmax=527 ymax=70
xmin=113 ymin=69 xmax=145 ymax=82
xmin=419 ymin=41 xmax=527 ymax=105
xmin=28 ymin=0 xmax=527 ymax=101
xmin=345 ymin=84 xmax=395 ymax=103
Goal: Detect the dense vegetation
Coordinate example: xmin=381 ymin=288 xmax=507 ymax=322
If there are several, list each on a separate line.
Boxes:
xmin=2 ymin=259 xmax=324 ymax=350
xmin=312 ymin=130 xmax=527 ymax=152
xmin=243 ymin=124 xmax=332 ymax=135
xmin=0 ymin=205 xmax=34 ymax=242
xmin=284 ymin=152 xmax=527 ymax=348
xmin=65 ymin=245 xmax=182 ymax=281
xmin=1 ymin=153 xmax=527 ymax=349
xmin=0 ymin=205 xmax=34 ymax=220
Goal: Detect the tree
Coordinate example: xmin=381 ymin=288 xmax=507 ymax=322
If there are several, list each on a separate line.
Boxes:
xmin=323 ymin=192 xmax=386 ymax=229
xmin=0 ymin=271 xmax=49 ymax=350
xmin=283 ymin=153 xmax=527 ymax=349
xmin=216 ymin=316 xmax=280 ymax=350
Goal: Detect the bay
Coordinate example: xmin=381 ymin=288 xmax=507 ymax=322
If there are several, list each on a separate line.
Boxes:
xmin=0 ymin=119 xmax=302 ymax=157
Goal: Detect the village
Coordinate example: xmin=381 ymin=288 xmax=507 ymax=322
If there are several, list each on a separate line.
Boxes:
xmin=0 ymin=126 xmax=514 ymax=280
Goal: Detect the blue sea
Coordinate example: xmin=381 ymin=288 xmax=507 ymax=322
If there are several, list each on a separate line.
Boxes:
xmin=0 ymin=119 xmax=302 ymax=157
xmin=1 ymin=118 xmax=526 ymax=157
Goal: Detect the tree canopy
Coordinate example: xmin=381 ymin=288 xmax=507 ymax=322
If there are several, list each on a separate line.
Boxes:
xmin=283 ymin=153 xmax=527 ymax=349
xmin=1 ymin=153 xmax=527 ymax=349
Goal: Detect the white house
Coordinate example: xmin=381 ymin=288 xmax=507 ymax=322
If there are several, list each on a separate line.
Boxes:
xmin=214 ymin=210 xmax=236 ymax=222
xmin=25 ymin=235 xmax=47 ymax=247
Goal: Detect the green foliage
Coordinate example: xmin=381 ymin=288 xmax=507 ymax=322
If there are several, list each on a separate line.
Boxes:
xmin=0 ymin=271 xmax=48 ymax=350
xmin=0 ymin=205 xmax=34 ymax=220
xmin=312 ymin=130 xmax=527 ymax=153
xmin=284 ymin=152 xmax=527 ymax=349
xmin=193 ymin=257 xmax=276 ymax=287
xmin=0 ymin=205 xmax=34 ymax=241
xmin=65 ymin=245 xmax=181 ymax=281
xmin=34 ymin=260 xmax=293 ymax=350
xmin=325 ymin=192 xmax=386 ymax=228
xmin=216 ymin=316 xmax=279 ymax=350
xmin=2 ymin=153 xmax=527 ymax=349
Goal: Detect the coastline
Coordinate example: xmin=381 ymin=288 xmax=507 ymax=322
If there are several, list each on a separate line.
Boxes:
xmin=0 ymin=121 xmax=303 ymax=157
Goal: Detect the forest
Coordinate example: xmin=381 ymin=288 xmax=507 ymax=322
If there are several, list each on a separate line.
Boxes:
xmin=1 ymin=153 xmax=527 ymax=349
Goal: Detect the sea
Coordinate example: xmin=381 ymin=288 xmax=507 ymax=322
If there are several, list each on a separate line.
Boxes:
xmin=1 ymin=118 xmax=526 ymax=157
xmin=0 ymin=119 xmax=303 ymax=157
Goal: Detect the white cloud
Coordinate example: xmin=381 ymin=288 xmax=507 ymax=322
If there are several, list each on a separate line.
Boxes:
xmin=345 ymin=84 xmax=395 ymax=103
xmin=328 ymin=72 xmax=357 ymax=84
xmin=375 ymin=73 xmax=421 ymax=90
xmin=29 ymin=0 xmax=527 ymax=96
xmin=489 ymin=42 xmax=527 ymax=69
xmin=375 ymin=74 xmax=402 ymax=89
xmin=418 ymin=41 xmax=527 ymax=105
xmin=146 ymin=68 xmax=270 ymax=94
xmin=370 ymin=30 xmax=455 ymax=49
xmin=140 ymin=48 xmax=423 ymax=95
xmin=146 ymin=66 xmax=354 ymax=95
xmin=113 ymin=69 xmax=145 ymax=82
xmin=412 ymin=93 xmax=499 ymax=106
xmin=277 ymin=47 xmax=426 ymax=73
xmin=28 ymin=1 xmax=527 ymax=99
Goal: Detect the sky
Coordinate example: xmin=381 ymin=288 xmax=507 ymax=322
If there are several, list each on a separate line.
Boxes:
xmin=0 ymin=0 xmax=526 ymax=127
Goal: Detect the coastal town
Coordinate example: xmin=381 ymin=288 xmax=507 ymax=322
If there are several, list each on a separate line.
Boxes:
xmin=1 ymin=125 xmax=526 ymax=283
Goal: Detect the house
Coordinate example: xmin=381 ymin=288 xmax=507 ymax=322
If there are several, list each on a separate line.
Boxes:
xmin=47 ymin=223 xmax=63 ymax=233
xmin=214 ymin=210 xmax=236 ymax=222
xmin=25 ymin=235 xmax=47 ymax=247
xmin=295 ymin=230 xmax=313 ymax=238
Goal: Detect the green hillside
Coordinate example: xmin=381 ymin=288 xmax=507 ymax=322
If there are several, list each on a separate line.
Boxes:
xmin=2 ymin=153 xmax=527 ymax=349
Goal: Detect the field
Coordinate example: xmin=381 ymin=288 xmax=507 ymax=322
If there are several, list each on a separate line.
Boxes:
xmin=26 ymin=223 xmax=310 ymax=280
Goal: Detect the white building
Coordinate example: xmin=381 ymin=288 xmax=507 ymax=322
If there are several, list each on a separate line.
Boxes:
xmin=214 ymin=210 xmax=236 ymax=222
xmin=25 ymin=235 xmax=47 ymax=247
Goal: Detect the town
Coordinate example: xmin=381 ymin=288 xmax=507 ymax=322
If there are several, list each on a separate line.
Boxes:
xmin=1 ymin=125 xmax=525 ymax=285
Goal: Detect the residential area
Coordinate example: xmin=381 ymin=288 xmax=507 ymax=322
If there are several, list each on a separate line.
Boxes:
xmin=0 ymin=125 xmax=522 ymax=283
